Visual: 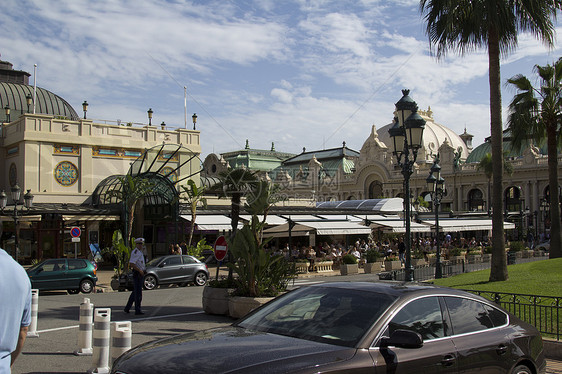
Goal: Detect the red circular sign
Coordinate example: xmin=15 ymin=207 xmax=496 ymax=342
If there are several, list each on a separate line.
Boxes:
xmin=70 ymin=226 xmax=81 ymax=238
xmin=214 ymin=235 xmax=228 ymax=261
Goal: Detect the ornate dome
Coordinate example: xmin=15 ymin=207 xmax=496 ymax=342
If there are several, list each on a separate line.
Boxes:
xmin=0 ymin=60 xmax=79 ymax=122
xmin=375 ymin=107 xmax=469 ymax=163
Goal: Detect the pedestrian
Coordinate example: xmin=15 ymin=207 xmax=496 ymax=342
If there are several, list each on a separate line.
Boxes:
xmin=0 ymin=244 xmax=32 ymax=373
xmin=124 ymin=237 xmax=146 ymax=315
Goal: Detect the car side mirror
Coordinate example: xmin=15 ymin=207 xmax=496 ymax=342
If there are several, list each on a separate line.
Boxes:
xmin=36 ymin=268 xmax=43 ymax=274
xmin=380 ymin=329 xmax=423 ymax=349
xmin=158 ymin=263 xmax=165 ymax=268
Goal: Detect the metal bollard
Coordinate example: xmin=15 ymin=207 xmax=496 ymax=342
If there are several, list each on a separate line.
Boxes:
xmin=111 ymin=321 xmax=132 ymax=364
xmin=27 ymin=289 xmax=39 ymax=338
xmin=87 ymin=308 xmax=111 ymax=374
xmin=74 ymin=298 xmax=94 ymax=356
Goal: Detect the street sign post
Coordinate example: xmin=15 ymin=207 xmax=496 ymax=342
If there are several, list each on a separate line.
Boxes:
xmin=70 ymin=226 xmax=81 ymax=258
xmin=214 ymin=235 xmax=228 ymax=261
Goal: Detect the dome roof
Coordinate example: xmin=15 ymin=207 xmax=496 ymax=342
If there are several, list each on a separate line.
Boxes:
xmin=376 ymin=108 xmax=469 ymax=163
xmin=0 ymin=82 xmax=79 ymax=122
xmin=465 ymin=131 xmax=547 ymax=163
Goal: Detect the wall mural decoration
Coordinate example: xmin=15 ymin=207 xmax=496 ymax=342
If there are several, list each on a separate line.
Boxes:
xmin=54 ymin=161 xmax=79 ymax=186
xmin=159 ymin=167 xmax=177 ymax=182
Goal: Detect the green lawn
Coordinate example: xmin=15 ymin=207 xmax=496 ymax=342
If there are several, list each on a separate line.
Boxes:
xmin=431 ymin=257 xmax=562 ymax=297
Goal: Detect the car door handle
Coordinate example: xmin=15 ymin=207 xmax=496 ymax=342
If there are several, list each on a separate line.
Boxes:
xmin=496 ymin=345 xmax=508 ymax=355
xmin=441 ymin=354 xmax=456 ymax=367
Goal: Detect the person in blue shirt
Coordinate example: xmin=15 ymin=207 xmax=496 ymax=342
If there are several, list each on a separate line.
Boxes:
xmin=0 ymin=246 xmax=31 ymax=373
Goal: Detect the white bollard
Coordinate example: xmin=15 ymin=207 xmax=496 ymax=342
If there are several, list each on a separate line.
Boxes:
xmin=74 ymin=298 xmax=94 ymax=356
xmin=87 ymin=308 xmax=111 ymax=374
xmin=111 ymin=321 xmax=132 ymax=364
xmin=27 ymin=289 xmax=39 ymax=338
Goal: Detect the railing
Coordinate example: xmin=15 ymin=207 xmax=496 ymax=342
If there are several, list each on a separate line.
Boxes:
xmin=466 ymin=290 xmax=561 ymax=341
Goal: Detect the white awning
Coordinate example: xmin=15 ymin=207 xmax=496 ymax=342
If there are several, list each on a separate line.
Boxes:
xmin=279 ymin=214 xmax=323 ymax=221
xmin=180 ymin=214 xmax=242 ymax=231
xmin=263 ymin=220 xmax=371 ymax=237
xmin=315 ymin=214 xmax=363 ymax=222
xmin=239 ymin=215 xmax=287 ymax=226
xmin=63 ymin=214 xmax=120 ymax=221
xmin=368 ymin=219 xmax=432 ymax=233
xmin=421 ymin=219 xmax=516 ymax=232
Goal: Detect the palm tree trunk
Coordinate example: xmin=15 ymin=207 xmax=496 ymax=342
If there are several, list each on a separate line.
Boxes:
xmin=488 ymin=27 xmax=508 ymax=281
xmin=546 ymin=125 xmax=562 ymax=258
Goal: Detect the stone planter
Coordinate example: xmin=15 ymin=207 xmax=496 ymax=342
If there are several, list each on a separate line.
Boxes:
xmin=228 ymin=296 xmax=274 ymax=319
xmin=411 ymin=259 xmax=426 ymax=267
xmin=202 ymin=286 xmax=233 ymax=315
xmin=340 ymin=263 xmax=359 ymax=275
xmin=449 ymin=255 xmax=464 ymax=264
xmin=363 ymin=262 xmax=382 ymax=274
xmin=466 ymin=254 xmax=481 ymax=264
xmin=110 ymin=278 xmax=120 ymax=291
xmin=314 ymin=260 xmax=334 ymax=272
xmin=384 ymin=260 xmax=402 ymax=271
xmin=522 ymin=250 xmax=534 ymax=258
xmin=481 ymin=253 xmax=492 ymax=262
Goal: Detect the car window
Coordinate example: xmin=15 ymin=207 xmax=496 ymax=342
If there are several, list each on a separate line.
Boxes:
xmin=482 ymin=303 xmax=508 ymax=327
xmin=68 ymin=259 xmax=87 ymax=270
xmin=163 ymin=256 xmax=182 ymax=266
xmin=182 ymin=256 xmax=196 ymax=264
xmin=388 ymin=296 xmax=445 ymax=340
xmin=443 ymin=296 xmax=495 ymax=335
xmin=42 ymin=259 xmax=67 ymax=272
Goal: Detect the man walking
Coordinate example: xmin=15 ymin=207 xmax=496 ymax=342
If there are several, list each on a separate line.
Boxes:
xmin=0 ymin=245 xmax=32 ymax=373
xmin=124 ymin=238 xmax=146 ymax=315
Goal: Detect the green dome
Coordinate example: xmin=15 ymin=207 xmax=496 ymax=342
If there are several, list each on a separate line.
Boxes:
xmin=465 ymin=133 xmax=547 ymax=163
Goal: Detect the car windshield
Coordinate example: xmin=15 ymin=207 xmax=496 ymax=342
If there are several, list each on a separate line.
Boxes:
xmin=236 ymin=285 xmax=395 ymax=347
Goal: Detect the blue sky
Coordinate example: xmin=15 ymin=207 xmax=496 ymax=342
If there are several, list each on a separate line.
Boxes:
xmin=1 ymin=0 xmax=561 ymax=159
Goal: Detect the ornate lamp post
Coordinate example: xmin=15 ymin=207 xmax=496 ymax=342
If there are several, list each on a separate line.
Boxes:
xmin=388 ymin=89 xmax=426 ymax=281
xmin=0 ymin=185 xmax=34 ymax=263
xmin=4 ymin=105 xmax=11 ymax=123
xmin=192 ymin=113 xmax=197 ymax=130
xmin=82 ymin=101 xmax=88 ymax=119
xmin=26 ymin=94 xmax=33 ymax=113
xmin=426 ymin=155 xmax=446 ymax=279
xmin=147 ymin=108 xmax=153 ymax=125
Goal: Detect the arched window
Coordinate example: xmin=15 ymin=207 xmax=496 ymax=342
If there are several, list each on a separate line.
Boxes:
xmin=504 ymin=186 xmax=522 ymax=212
xmin=467 ymin=189 xmax=484 ymax=211
xmin=368 ymin=181 xmax=383 ymax=199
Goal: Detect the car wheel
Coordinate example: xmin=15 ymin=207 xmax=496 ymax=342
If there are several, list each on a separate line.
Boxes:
xmin=80 ymin=279 xmax=94 ymax=294
xmin=194 ymin=271 xmax=208 ymax=286
xmin=67 ymin=289 xmax=80 ymax=295
xmin=144 ymin=275 xmax=157 ymax=290
xmin=512 ymin=365 xmax=532 ymax=374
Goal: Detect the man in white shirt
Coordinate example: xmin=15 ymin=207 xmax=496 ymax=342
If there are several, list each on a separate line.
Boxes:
xmin=124 ymin=238 xmax=146 ymax=315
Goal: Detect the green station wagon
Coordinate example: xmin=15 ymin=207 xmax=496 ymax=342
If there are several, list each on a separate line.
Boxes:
xmin=27 ymin=258 xmax=98 ymax=294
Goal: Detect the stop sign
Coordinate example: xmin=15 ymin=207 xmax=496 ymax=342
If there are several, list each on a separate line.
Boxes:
xmin=214 ymin=235 xmax=228 ymax=261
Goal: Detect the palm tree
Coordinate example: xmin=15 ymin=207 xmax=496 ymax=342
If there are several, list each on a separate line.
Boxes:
xmin=109 ymin=174 xmax=155 ymax=245
xmin=210 ymin=168 xmax=259 ymax=236
xmin=179 ymin=179 xmax=207 ymax=248
xmin=507 ymin=57 xmax=562 ymax=258
xmin=420 ymin=0 xmax=560 ymax=281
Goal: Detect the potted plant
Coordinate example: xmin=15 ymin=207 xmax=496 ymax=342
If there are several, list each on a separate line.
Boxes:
xmin=411 ymin=250 xmax=426 ymax=266
xmin=294 ymin=259 xmax=309 ymax=274
xmin=384 ymin=255 xmax=401 ymax=271
xmin=363 ymin=248 xmax=382 ymax=273
xmin=508 ymin=241 xmax=525 ymax=259
xmin=202 ymin=277 xmax=236 ymax=315
xmin=340 ymin=253 xmax=359 ymax=275
xmin=101 ymin=230 xmax=131 ymax=291
xmin=448 ymin=247 xmax=464 ymax=264
xmin=466 ymin=248 xmax=482 ymax=263
xmin=482 ymin=246 xmax=492 ymax=262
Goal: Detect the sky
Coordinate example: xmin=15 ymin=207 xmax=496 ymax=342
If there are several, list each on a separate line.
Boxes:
xmin=1 ymin=0 xmax=561 ymax=160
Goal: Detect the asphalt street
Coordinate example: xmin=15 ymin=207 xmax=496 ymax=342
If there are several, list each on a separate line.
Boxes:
xmin=11 ymin=274 xmax=562 ymax=374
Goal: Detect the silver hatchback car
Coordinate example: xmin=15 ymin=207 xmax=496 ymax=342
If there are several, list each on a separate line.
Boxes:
xmin=122 ymin=255 xmax=209 ymax=290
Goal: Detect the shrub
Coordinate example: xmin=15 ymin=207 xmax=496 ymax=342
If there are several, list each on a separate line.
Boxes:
xmin=449 ymin=247 xmax=462 ymax=256
xmin=483 ymin=246 xmax=493 ymax=254
xmin=365 ymin=248 xmax=382 ymax=263
xmin=509 ymin=241 xmax=525 ymax=252
xmin=342 ymin=254 xmax=358 ymax=264
xmin=412 ymin=250 xmax=425 ymax=259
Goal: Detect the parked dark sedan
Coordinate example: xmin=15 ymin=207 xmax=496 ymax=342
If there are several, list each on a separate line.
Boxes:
xmin=121 ymin=255 xmax=209 ymax=290
xmin=111 ymin=282 xmax=546 ymax=374
xmin=27 ymin=258 xmax=97 ymax=294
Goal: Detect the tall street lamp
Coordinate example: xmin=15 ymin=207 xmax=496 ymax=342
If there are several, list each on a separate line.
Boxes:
xmin=192 ymin=113 xmax=197 ymax=130
xmin=388 ymin=89 xmax=426 ymax=281
xmin=4 ymin=105 xmax=11 ymax=123
xmin=147 ymin=108 xmax=153 ymax=125
xmin=426 ymin=155 xmax=446 ymax=279
xmin=0 ymin=185 xmax=34 ymax=263
xmin=26 ymin=94 xmax=33 ymax=113
xmin=82 ymin=101 xmax=88 ymax=119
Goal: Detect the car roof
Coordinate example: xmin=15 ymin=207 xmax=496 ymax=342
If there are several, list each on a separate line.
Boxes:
xmin=307 ymin=281 xmax=476 ymax=300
